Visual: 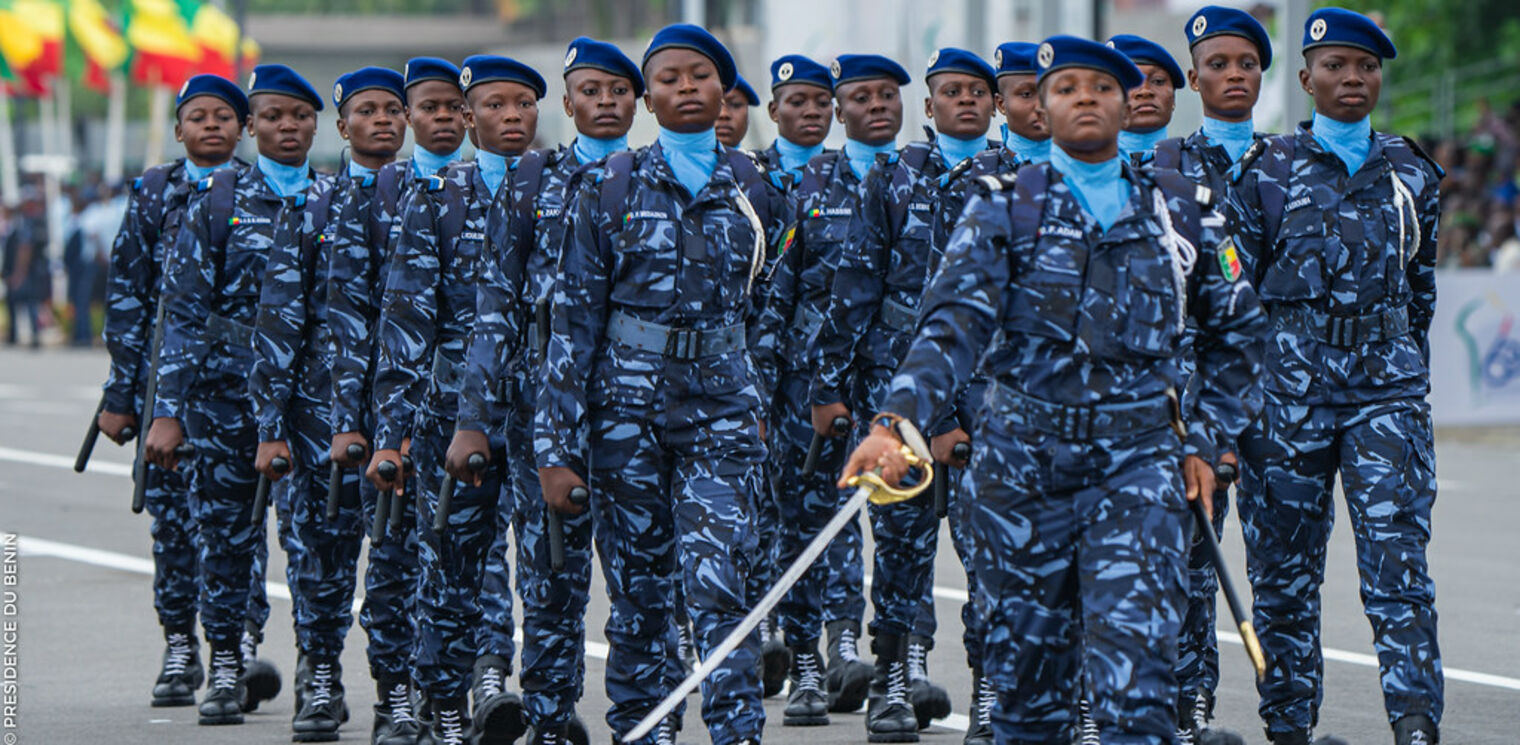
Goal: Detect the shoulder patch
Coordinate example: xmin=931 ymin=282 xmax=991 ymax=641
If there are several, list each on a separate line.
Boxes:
xmin=1231 ymin=138 xmax=1267 ymax=183
xmin=1217 ymin=236 xmax=1243 ymax=282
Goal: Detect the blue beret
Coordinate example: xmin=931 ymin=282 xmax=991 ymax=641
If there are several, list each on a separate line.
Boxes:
xmin=993 ymin=42 xmax=1040 ymax=77
xmin=247 ymin=64 xmax=323 ymax=112
xmin=177 ymin=74 xmax=249 ymax=123
xmin=770 ymin=54 xmax=831 ymax=91
xmin=1186 ymin=5 xmax=1273 ymax=70
xmin=460 ymin=55 xmax=547 ymax=99
xmin=404 ymin=57 xmax=462 ymax=91
xmin=642 ymin=23 xmax=738 ymax=90
xmin=564 ymin=37 xmax=644 ymax=97
xmin=1106 ymin=34 xmax=1184 ymax=88
xmin=926 ymin=47 xmax=997 ymax=88
xmin=1303 ymin=7 xmax=1397 ymax=60
xmin=829 ymin=54 xmax=911 ymax=89
xmin=333 ymin=66 xmax=405 ymax=110
xmin=729 ymin=75 xmax=759 ymax=106
xmin=1035 ymin=35 xmax=1144 ymax=91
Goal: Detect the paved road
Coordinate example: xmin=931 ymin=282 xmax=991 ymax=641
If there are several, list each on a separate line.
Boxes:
xmin=1 ymin=346 xmax=1516 ymax=744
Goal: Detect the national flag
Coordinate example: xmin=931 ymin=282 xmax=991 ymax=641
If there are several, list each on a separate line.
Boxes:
xmin=189 ymin=1 xmax=238 ymax=79
xmin=123 ymin=0 xmax=200 ymax=88
xmin=3 ymin=0 xmax=64 ymax=95
xmin=67 ymin=0 xmax=129 ymax=93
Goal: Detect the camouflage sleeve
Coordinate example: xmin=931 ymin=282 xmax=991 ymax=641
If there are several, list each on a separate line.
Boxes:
xmin=458 ymin=197 xmax=526 ymax=434
xmin=752 ymin=213 xmax=802 ymax=408
xmin=248 ymin=198 xmax=313 ymax=442
xmin=534 ymin=179 xmax=611 ymax=473
xmin=372 ymin=192 xmax=441 ymax=450
xmin=1407 ymin=163 xmax=1440 ymax=360
xmin=153 ymin=192 xmax=216 ymax=421
xmin=810 ymin=168 xmax=890 ymax=407
xmin=881 ymin=193 xmax=1011 ymax=429
xmin=326 ymin=182 xmax=375 ymax=435
xmin=1225 ymin=154 xmax=1270 ymax=288
xmin=100 ymin=184 xmax=154 ymax=415
xmin=1184 ymin=207 xmax=1268 ymax=461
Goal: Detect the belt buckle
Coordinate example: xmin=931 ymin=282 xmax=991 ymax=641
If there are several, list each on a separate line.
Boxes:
xmin=667 ymin=328 xmax=700 ymax=360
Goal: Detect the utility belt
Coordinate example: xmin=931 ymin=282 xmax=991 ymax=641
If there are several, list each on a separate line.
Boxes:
xmin=1271 ymin=305 xmax=1409 ymax=347
xmin=605 ymin=310 xmax=746 ymax=361
xmin=431 ymin=347 xmax=466 ymax=393
xmin=991 ymin=382 xmax=1174 ymax=441
xmin=877 ymin=297 xmax=918 ymax=334
xmin=206 ymin=313 xmax=253 ymax=348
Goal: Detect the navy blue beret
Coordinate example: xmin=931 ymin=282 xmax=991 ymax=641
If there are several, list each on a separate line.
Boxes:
xmin=1106 ymin=34 xmax=1184 ymax=88
xmin=460 ymin=55 xmax=547 ymax=99
xmin=404 ymin=57 xmax=462 ymax=91
xmin=926 ymin=47 xmax=997 ymax=88
xmin=1035 ymin=35 xmax=1144 ymax=91
xmin=770 ymin=54 xmax=832 ymax=91
xmin=993 ymin=42 xmax=1040 ymax=77
xmin=829 ymin=54 xmax=911 ymax=90
xmin=729 ymin=75 xmax=759 ymax=106
xmin=1303 ymin=7 xmax=1397 ymax=60
xmin=177 ymin=74 xmax=249 ymax=123
xmin=247 ymin=64 xmax=323 ymax=111
xmin=1186 ymin=5 xmax=1273 ymax=70
xmin=333 ymin=66 xmax=405 ymax=111
xmin=563 ymin=36 xmax=645 ymax=98
xmin=642 ymin=23 xmax=738 ymax=90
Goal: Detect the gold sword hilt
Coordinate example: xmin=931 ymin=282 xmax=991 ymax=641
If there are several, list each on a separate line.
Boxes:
xmin=846 ymin=443 xmax=935 ymax=506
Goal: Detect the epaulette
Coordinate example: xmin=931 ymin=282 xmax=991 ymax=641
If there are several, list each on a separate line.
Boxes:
xmin=132 ymin=176 xmax=144 ymax=191
xmin=423 ymin=174 xmax=447 ymax=192
xmin=742 ymin=149 xmax=768 ymax=173
xmin=355 ymin=173 xmax=376 ymax=188
xmin=879 ymin=152 xmax=900 ymax=166
xmin=196 ymin=176 xmax=215 ymax=192
xmin=973 ymin=172 xmax=1018 ymax=194
xmin=1399 ymin=135 xmax=1445 ymax=179
xmin=1231 ymin=138 xmax=1267 ymax=184
xmin=1129 ymin=150 xmax=1155 ymax=168
xmin=938 ymin=157 xmax=975 ymax=189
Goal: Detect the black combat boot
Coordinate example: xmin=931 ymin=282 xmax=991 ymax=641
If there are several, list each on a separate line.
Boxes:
xmin=291 ymin=657 xmax=345 ymax=742
xmin=239 ymin=625 xmax=282 ymax=712
xmin=1267 ymin=729 xmax=1350 ymax=745
xmin=429 ymin=697 xmax=472 ymax=745
xmin=962 ymin=669 xmax=994 ymax=745
xmin=824 ymin=619 xmax=873 ymax=713
xmin=1076 ymin=699 xmax=1100 ymax=745
xmin=905 ymin=635 xmax=950 ymax=729
xmin=865 ymin=633 xmax=919 ymax=743
xmin=782 ymin=642 xmax=829 ymax=726
xmin=198 ymin=642 xmax=246 ymax=725
xmin=758 ymin=615 xmax=791 ymax=698
xmin=371 ymin=677 xmax=423 ymax=745
xmin=1393 ymin=715 xmax=1439 ymax=745
xmin=675 ymin=621 xmax=696 ymax=680
xmin=152 ymin=627 xmax=203 ymax=707
xmin=1187 ymin=689 xmax=1245 ymax=745
xmin=471 ymin=654 xmax=526 ymax=745
xmin=525 ymin=713 xmax=590 ymax=745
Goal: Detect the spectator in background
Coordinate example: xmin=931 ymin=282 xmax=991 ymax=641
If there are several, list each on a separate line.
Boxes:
xmin=74 ymin=183 xmax=127 ymax=346
xmin=64 ymin=187 xmax=95 ymax=346
xmin=3 ymin=190 xmax=51 ymax=348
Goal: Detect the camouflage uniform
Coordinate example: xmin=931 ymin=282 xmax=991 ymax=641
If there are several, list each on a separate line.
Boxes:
xmin=878 ymin=160 xmax=1266 ymax=742
xmin=535 ymin=143 xmax=784 ymax=745
xmin=371 ymin=160 xmax=509 ymax=702
xmin=1227 ymin=124 xmax=1444 ymax=735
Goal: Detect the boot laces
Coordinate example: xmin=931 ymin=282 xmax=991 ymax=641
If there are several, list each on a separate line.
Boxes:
xmin=1192 ymin=689 xmax=1212 ymax=730
xmin=387 ymin=683 xmax=417 ymax=724
xmin=478 ymin=664 xmax=505 ymax=698
xmin=210 ymin=648 xmax=240 ymax=691
xmin=905 ymin=640 xmax=929 ymax=683
xmin=240 ymin=629 xmax=259 ymax=665
xmin=655 ymin=719 xmax=676 ymax=745
xmin=437 ymin=707 xmax=466 ymax=745
xmin=1078 ymin=699 xmax=1101 ymax=745
xmin=837 ymin=627 xmax=861 ymax=663
xmin=975 ymin=676 xmax=996 ymax=726
xmin=795 ymin=651 xmax=823 ymax=691
xmin=677 ymin=624 xmax=694 ymax=662
xmin=1408 ymin=733 xmax=1431 ymax=745
xmin=757 ymin=617 xmax=770 ymax=640
xmin=538 ymin=731 xmax=563 ymax=745
xmin=885 ymin=660 xmax=909 ymax=706
xmin=307 ymin=661 xmax=335 ymax=707
xmin=163 ymin=633 xmax=194 ymax=676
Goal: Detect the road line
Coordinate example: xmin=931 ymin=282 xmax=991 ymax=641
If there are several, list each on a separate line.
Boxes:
xmin=0 ymin=444 xmax=134 ymax=477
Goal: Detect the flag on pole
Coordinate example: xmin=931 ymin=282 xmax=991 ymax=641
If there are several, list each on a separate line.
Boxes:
xmin=0 ymin=1 xmax=45 ymax=89
xmin=2 ymin=0 xmax=64 ymax=96
xmin=189 ymin=1 xmax=238 ymax=79
xmin=124 ymin=0 xmax=200 ymax=88
xmin=67 ymin=0 xmax=129 ymax=93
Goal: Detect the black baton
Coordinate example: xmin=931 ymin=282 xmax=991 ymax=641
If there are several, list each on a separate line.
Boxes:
xmin=129 ymin=441 xmax=189 ymax=514
xmin=372 ymin=459 xmax=398 ymax=546
xmin=76 ymin=398 xmax=108 ymax=473
xmin=548 ymin=485 xmax=590 ymax=572
xmin=252 ymin=455 xmax=291 ymax=518
xmin=326 ymin=443 xmax=366 ymax=520
xmin=933 ymin=441 xmax=972 ymax=519
xmin=1193 ymin=460 xmax=1266 ymax=680
xmin=393 ymin=455 xmax=413 ymax=531
xmin=434 ymin=453 xmax=486 ymax=533
xmin=802 ymin=415 xmax=851 ymax=478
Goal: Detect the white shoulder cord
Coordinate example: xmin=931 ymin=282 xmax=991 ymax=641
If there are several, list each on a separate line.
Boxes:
xmin=1389 ymin=171 xmax=1417 ymax=269
xmin=732 ymin=189 xmax=766 ymax=294
xmin=1152 ymin=188 xmax=1198 ymax=334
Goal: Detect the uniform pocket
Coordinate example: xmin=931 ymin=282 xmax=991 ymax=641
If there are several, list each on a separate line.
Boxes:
xmin=1262 ymin=209 xmax=1326 ymax=302
xmin=1007 ymin=241 xmax=1083 ymax=342
xmin=611 ymin=218 xmax=679 ymax=310
xmin=1120 ymin=249 xmax=1182 ymax=358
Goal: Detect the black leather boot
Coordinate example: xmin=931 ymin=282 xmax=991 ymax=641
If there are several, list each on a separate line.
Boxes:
xmin=824 ymin=619 xmax=872 ymax=713
xmin=864 ymin=633 xmax=918 ymax=743
xmin=782 ymin=642 xmax=829 ymax=726
xmin=198 ymin=642 xmax=246 ymax=725
xmin=151 ymin=628 xmax=203 ymax=707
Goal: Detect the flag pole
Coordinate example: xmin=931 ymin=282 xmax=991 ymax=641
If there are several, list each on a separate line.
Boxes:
xmin=144 ymin=71 xmax=166 ymax=168
xmin=0 ymin=87 xmax=18 ymax=206
xmin=56 ymin=76 xmax=73 ymax=168
xmin=104 ymin=71 xmax=125 ymax=184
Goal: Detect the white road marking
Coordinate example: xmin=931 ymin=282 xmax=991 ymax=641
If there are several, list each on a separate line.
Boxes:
xmin=0 ymin=444 xmax=134 ymax=477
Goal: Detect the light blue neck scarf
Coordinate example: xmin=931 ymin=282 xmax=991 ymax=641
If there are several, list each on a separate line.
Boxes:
xmin=348 ymin=161 xmax=376 ymax=178
xmin=1118 ymin=126 xmax=1167 ymax=159
xmin=936 ymin=131 xmax=986 ymax=169
xmin=844 ymin=138 xmax=896 ymax=181
xmin=1201 ymin=116 xmax=1255 ymax=163
xmin=1051 ymin=145 xmax=1127 ymax=231
xmin=475 ymin=150 xmax=508 ymax=198
xmin=1311 ymin=111 xmax=1372 ymax=175
xmin=658 ymin=126 xmax=719 ymax=198
xmin=257 ymin=155 xmax=310 ymax=198
xmin=184 ymin=158 xmax=235 ymax=181
xmin=775 ymin=136 xmax=825 ymax=173
xmin=573 ymin=134 xmax=628 ymax=166
xmin=412 ymin=144 xmax=463 ymax=178
xmin=1000 ymin=123 xmax=1051 ymax=163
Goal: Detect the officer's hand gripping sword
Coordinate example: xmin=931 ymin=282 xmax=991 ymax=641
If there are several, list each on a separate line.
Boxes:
xmin=548 ymin=485 xmax=590 ymax=572
xmin=326 ymin=443 xmax=366 ymax=520
xmin=251 ymin=456 xmax=291 ymax=518
xmin=435 ymin=453 xmax=486 ymax=533
xmin=622 ymin=424 xmax=935 ymax=743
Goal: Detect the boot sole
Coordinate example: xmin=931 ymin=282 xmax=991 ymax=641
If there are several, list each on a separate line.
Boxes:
xmin=292 ymin=730 xmax=340 ymax=743
xmin=475 ymin=698 xmax=527 ymax=745
xmin=152 ymin=694 xmax=196 ymax=707
xmin=866 ymin=733 xmax=919 ymax=743
xmin=783 ymin=714 xmax=830 ymax=726
xmin=198 ymin=712 xmax=245 ymax=725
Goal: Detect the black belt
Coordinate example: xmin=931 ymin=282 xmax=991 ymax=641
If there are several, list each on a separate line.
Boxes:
xmin=878 ymin=297 xmax=918 ymax=333
xmin=206 ymin=313 xmax=253 ymax=347
xmin=605 ymin=310 xmax=745 ymax=361
xmin=1272 ymin=305 xmax=1409 ymax=347
xmin=990 ymin=383 xmax=1173 ymax=441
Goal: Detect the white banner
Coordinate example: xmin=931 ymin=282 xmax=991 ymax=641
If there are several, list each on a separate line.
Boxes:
xmin=1429 ymin=269 xmax=1520 ymax=426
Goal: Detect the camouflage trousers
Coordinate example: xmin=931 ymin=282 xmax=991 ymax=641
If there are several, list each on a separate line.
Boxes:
xmin=973 ymin=418 xmax=1188 ymax=744
xmin=357 ymin=452 xmax=422 ymax=682
xmin=585 ymin=372 xmax=765 ymax=745
xmin=1237 ymin=399 xmax=1442 ymax=732
xmin=409 ymin=413 xmax=512 ymax=700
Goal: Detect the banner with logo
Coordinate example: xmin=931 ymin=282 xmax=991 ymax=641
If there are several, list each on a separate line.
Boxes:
xmin=1430 ymin=269 xmax=1520 ymax=426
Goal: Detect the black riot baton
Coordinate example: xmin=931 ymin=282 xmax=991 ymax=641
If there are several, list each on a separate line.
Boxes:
xmin=1192 ymin=460 xmax=1267 ymax=681
xmin=802 ymin=415 xmax=851 ymax=478
xmin=933 ymin=441 xmax=972 ymax=519
xmin=129 ymin=442 xmax=192 ymax=513
xmin=251 ymin=456 xmax=291 ymax=518
xmin=326 ymin=443 xmax=367 ymax=520
xmin=434 ymin=453 xmax=486 ymax=533
xmin=393 ymin=455 xmax=413 ymax=531
xmin=372 ymin=459 xmax=399 ymax=546
xmin=76 ymin=397 xmax=135 ymax=473
xmin=129 ymin=299 xmax=170 ymax=511
xmin=548 ymin=485 xmax=590 ymax=572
